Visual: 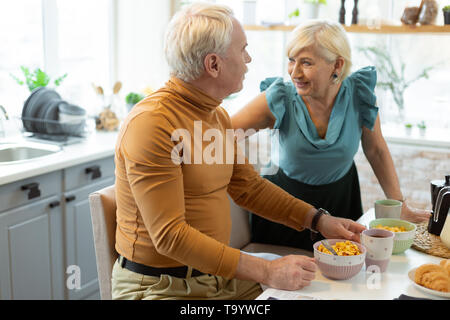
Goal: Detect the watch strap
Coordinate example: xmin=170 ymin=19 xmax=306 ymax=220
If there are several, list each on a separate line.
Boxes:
xmin=310 ymin=208 xmax=330 ymax=233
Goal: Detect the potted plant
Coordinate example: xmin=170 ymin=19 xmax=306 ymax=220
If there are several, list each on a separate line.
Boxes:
xmin=443 ymin=5 xmax=450 ymax=25
xmin=417 ymin=121 xmax=426 ymax=136
xmin=302 ymin=0 xmax=327 ymax=19
xmin=404 ymin=123 xmax=413 ymax=135
xmin=125 ymin=92 xmax=145 ymax=111
xmin=10 ymin=66 xmax=67 ymax=92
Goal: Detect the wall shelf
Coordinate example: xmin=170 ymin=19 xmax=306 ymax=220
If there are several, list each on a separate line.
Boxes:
xmin=244 ymin=24 xmax=450 ymax=34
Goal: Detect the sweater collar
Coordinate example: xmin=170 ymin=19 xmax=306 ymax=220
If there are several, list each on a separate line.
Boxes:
xmin=167 ymin=77 xmax=222 ymax=112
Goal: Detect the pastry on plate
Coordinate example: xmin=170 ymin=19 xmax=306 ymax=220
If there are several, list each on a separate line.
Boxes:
xmin=439 ymin=259 xmax=450 ymax=276
xmin=414 ymin=262 xmax=450 ymax=292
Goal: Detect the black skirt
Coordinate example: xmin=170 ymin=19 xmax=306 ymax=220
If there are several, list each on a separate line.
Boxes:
xmin=250 ymin=162 xmax=363 ymax=252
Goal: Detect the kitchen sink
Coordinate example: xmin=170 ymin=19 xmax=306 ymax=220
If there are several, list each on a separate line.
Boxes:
xmin=0 ymin=141 xmax=62 ymax=164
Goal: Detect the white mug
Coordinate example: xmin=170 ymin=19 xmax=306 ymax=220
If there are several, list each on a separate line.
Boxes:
xmin=361 ymin=228 xmax=395 ymax=273
xmin=374 ymin=199 xmax=402 ymax=219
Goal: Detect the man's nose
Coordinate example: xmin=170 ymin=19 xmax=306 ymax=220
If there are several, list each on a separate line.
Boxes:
xmin=246 ymin=52 xmax=252 ymax=64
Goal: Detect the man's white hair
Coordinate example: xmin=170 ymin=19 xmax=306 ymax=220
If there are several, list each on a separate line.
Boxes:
xmin=164 ymin=2 xmax=235 ymax=82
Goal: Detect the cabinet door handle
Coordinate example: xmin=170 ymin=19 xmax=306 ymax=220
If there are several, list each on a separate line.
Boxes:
xmin=49 ymin=201 xmax=60 ymax=208
xmin=85 ymin=165 xmax=102 ymax=179
xmin=21 ymin=182 xmax=41 ymax=200
xmin=66 ymin=195 xmax=76 ymax=202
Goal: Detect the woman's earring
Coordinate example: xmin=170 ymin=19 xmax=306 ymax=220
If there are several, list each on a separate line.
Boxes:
xmin=332 ymin=73 xmax=339 ymax=83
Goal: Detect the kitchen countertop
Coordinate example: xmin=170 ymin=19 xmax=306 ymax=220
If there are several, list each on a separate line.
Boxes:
xmin=0 ymin=130 xmax=119 ymax=186
xmin=257 ymin=209 xmax=447 ymax=300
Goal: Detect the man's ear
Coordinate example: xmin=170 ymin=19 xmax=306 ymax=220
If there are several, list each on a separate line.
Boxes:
xmin=204 ymin=53 xmax=221 ymax=78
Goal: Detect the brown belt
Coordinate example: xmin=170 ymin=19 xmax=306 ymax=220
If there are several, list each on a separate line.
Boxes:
xmin=119 ymin=255 xmax=206 ymax=278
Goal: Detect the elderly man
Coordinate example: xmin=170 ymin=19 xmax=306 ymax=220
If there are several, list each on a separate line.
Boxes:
xmin=112 ymin=3 xmax=365 ymax=300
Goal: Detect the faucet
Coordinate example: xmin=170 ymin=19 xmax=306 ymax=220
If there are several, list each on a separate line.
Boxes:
xmin=0 ymin=105 xmax=9 ymax=138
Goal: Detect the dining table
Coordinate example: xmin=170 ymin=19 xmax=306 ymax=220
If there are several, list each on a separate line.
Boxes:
xmin=256 ymin=208 xmax=448 ymax=300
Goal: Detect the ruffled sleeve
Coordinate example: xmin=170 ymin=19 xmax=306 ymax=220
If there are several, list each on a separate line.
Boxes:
xmin=260 ymin=77 xmax=289 ymax=129
xmin=350 ymin=66 xmax=379 ymax=130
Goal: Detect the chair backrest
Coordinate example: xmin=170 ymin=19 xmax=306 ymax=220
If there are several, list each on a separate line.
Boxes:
xmin=228 ymin=195 xmax=251 ymax=249
xmin=88 ymin=185 xmax=117 ymax=300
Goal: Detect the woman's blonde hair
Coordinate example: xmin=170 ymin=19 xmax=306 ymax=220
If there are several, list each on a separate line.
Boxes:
xmin=164 ymin=2 xmax=234 ymax=82
xmin=286 ymin=20 xmax=352 ymax=83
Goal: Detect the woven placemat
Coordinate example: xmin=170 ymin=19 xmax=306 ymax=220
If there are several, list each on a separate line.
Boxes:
xmin=412 ymin=222 xmax=450 ymax=259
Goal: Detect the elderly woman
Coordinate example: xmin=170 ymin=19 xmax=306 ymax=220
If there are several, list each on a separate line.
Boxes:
xmin=231 ymin=20 xmax=430 ymax=251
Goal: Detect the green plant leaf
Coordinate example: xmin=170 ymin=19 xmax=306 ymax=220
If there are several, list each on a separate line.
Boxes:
xmin=288 ymin=8 xmax=300 ymax=18
xmin=10 ymin=66 xmax=67 ymax=91
xmin=9 ymin=73 xmax=24 ymax=85
xmin=125 ymin=92 xmax=145 ymax=105
xmin=54 ymin=73 xmax=67 ymax=86
xmin=35 ymin=68 xmax=50 ymax=86
xmin=305 ymin=0 xmax=327 ymax=4
xmin=417 ymin=121 xmax=426 ymax=128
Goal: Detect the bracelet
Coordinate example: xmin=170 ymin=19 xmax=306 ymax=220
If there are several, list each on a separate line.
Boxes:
xmin=310 ymin=208 xmax=330 ymax=233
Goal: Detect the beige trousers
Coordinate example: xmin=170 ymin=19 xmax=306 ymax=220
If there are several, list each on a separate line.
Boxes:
xmin=111 ymin=259 xmax=263 ymax=300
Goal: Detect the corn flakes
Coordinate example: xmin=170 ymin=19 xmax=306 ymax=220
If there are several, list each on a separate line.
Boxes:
xmin=317 ymin=241 xmax=361 ymax=256
xmin=374 ymin=224 xmax=406 ymax=232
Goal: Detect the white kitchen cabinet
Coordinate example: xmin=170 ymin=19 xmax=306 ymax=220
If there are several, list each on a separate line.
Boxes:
xmin=0 ymin=155 xmax=115 ymax=300
xmin=0 ymin=194 xmax=64 ymax=299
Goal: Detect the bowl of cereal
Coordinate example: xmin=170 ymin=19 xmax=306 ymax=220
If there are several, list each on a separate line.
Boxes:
xmin=313 ymin=239 xmax=366 ymax=280
xmin=369 ymin=218 xmax=416 ymax=254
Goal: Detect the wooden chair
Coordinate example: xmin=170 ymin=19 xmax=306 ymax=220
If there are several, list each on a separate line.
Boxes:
xmin=88 ymin=185 xmax=117 ymax=300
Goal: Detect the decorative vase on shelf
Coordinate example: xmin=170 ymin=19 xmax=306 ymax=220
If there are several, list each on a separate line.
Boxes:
xmin=339 ymin=0 xmax=346 ymax=24
xmin=351 ymin=0 xmax=359 ymax=24
xmin=418 ymin=0 xmax=438 ymax=25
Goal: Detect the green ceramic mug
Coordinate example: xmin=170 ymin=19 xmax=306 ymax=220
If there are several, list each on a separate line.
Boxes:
xmin=374 ymin=199 xmax=402 ymax=219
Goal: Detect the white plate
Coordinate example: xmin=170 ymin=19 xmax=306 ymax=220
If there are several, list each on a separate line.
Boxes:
xmin=408 ymin=267 xmax=450 ymax=299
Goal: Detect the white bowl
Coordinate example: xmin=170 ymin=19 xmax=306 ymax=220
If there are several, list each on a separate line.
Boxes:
xmin=313 ymin=239 xmax=366 ymax=280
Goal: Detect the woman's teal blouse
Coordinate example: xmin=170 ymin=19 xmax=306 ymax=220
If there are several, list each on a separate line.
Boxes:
xmin=262 ymin=66 xmax=379 ymax=185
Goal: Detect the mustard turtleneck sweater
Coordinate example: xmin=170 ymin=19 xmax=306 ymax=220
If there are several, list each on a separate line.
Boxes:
xmin=114 ymin=77 xmax=314 ymax=279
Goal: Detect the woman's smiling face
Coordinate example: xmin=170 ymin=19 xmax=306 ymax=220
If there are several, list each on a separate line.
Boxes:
xmin=288 ymin=45 xmax=335 ymax=98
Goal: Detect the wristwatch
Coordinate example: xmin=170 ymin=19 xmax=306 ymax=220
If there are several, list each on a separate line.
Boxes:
xmin=310 ymin=208 xmax=330 ymax=233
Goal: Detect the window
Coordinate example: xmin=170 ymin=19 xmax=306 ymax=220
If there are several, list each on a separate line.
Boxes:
xmin=0 ymin=0 xmax=43 ymax=117
xmin=55 ymin=0 xmax=112 ymax=116
xmin=0 ymin=0 xmax=112 ymax=118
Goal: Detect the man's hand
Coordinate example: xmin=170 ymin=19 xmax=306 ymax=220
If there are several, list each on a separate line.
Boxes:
xmin=235 ymin=252 xmax=316 ymax=291
xmin=316 ymin=215 xmax=366 ymax=243
xmin=264 ymin=255 xmax=316 ymax=290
